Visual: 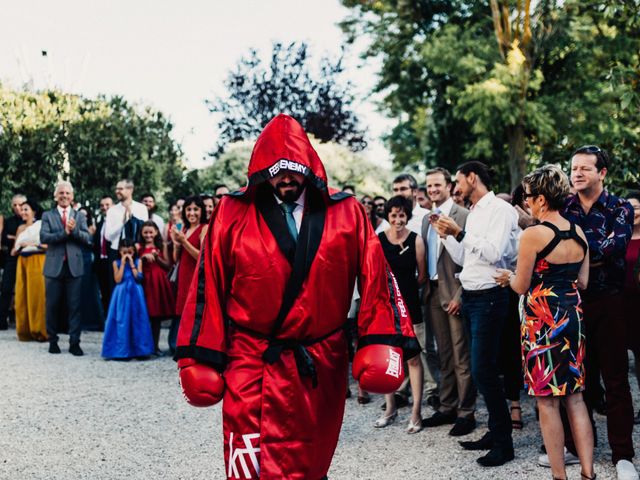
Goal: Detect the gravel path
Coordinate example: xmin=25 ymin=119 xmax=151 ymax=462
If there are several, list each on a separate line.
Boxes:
xmin=1 ymin=329 xmax=638 ymax=479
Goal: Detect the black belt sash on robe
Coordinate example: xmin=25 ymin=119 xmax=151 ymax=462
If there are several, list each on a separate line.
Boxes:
xmin=255 ymin=185 xmax=327 ymax=388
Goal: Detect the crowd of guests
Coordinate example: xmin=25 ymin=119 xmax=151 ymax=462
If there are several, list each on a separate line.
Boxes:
xmin=1 ymin=145 xmax=640 ymax=479
xmin=0 ymin=179 xmax=230 ymax=360
xmin=346 ymin=148 xmax=640 ymax=480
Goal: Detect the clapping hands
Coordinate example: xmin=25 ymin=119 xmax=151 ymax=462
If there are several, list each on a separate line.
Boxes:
xmin=65 ymin=217 xmax=76 ymax=234
xmin=170 ymin=225 xmax=186 ymax=245
xmin=142 ymin=249 xmax=158 ymax=263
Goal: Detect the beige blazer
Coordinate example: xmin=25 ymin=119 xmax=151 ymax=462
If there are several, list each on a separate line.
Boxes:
xmin=421 ymin=203 xmax=469 ymax=309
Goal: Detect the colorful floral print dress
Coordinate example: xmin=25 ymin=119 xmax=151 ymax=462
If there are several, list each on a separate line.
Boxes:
xmin=520 ymin=222 xmax=588 ymax=397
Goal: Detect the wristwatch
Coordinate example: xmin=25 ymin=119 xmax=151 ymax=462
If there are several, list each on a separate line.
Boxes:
xmin=455 ymin=230 xmax=466 ymax=242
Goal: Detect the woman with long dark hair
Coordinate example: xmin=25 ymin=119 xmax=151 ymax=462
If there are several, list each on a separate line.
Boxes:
xmin=169 ymin=195 xmax=208 ymax=349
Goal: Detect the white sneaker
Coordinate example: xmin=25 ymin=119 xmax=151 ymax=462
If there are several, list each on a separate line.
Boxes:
xmin=537 ymin=447 xmax=580 ymax=467
xmin=616 ymin=460 xmax=639 ymax=480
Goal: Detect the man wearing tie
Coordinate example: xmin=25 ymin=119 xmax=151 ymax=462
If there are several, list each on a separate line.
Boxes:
xmin=174 ymin=114 xmax=419 ymax=479
xmin=40 ymin=181 xmax=92 ymax=356
xmin=420 ymin=168 xmax=476 ymax=436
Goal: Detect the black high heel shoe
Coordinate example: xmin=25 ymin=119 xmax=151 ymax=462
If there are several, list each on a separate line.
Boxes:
xmin=580 ymin=472 xmax=596 ymax=480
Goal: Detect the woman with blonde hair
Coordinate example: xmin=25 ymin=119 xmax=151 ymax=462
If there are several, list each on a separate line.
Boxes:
xmin=496 ymin=165 xmax=594 ymax=480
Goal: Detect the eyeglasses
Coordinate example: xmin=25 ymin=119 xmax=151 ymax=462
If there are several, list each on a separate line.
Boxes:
xmin=392 ymin=186 xmax=412 ymax=192
xmin=215 ymin=194 xmax=224 ymax=199
xmin=523 ymin=192 xmax=539 ymax=199
xmin=374 ymin=203 xmax=385 ymax=208
xmin=361 ymin=201 xmax=373 ymax=206
xmin=577 ymin=145 xmax=602 ymax=154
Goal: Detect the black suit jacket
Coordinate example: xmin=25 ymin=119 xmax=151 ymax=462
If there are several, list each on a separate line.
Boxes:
xmin=93 ymin=218 xmax=111 ymax=259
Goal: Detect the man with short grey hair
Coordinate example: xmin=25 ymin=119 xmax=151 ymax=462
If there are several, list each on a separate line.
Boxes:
xmin=0 ymin=193 xmax=27 ymax=329
xmin=41 ymin=181 xmax=92 ymax=355
xmin=104 ymin=179 xmax=148 ymax=254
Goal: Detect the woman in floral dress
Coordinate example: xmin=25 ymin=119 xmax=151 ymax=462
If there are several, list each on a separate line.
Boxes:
xmin=496 ymin=165 xmax=594 ymax=480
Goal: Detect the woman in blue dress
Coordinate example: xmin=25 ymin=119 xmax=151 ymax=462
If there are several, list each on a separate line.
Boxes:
xmin=102 ymin=239 xmax=154 ymax=359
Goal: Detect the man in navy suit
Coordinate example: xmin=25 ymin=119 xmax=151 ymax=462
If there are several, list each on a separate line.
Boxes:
xmin=40 ymin=181 xmax=92 ymax=355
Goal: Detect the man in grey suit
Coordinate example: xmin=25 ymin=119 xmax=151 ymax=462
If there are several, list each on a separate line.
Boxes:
xmin=40 ymin=180 xmax=92 ymax=356
xmin=421 ymin=168 xmax=476 ymax=435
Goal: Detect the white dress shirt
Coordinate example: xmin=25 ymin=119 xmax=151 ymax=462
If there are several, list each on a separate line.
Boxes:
xmin=104 ymin=200 xmax=149 ymax=250
xmin=274 ymin=189 xmax=306 ymax=233
xmin=375 ymin=218 xmax=390 ymax=235
xmin=408 ymin=204 xmax=430 ymax=234
xmin=442 ymin=191 xmax=519 ymax=291
xmin=427 ymin=197 xmax=454 ymax=280
xmin=150 ymin=213 xmax=166 ymax=240
xmin=57 ymin=205 xmax=71 ymax=221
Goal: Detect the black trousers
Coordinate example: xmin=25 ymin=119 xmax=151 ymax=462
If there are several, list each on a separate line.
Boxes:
xmin=0 ymin=257 xmax=18 ymax=325
xmin=94 ymin=257 xmax=114 ymax=317
xmin=499 ymin=290 xmax=523 ymax=402
xmin=45 ymin=262 xmax=83 ymax=345
xmin=564 ymin=293 xmax=634 ymax=464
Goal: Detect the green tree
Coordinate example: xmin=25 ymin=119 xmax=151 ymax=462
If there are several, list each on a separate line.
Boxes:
xmin=0 ymin=85 xmax=186 ymax=214
xmin=207 ymin=41 xmax=367 ymax=156
xmin=341 ymin=0 xmax=640 ymax=191
xmin=199 ymin=140 xmax=254 ymax=191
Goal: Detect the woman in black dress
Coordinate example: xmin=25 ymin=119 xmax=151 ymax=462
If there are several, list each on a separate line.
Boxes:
xmin=374 ymin=196 xmax=427 ymax=433
xmin=496 ymin=165 xmax=593 ymax=480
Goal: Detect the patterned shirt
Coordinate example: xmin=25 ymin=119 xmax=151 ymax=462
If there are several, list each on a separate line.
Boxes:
xmin=562 ymin=190 xmax=633 ymax=296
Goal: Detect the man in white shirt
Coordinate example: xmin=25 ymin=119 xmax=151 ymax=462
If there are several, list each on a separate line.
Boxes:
xmin=421 ymin=168 xmax=476 ymax=437
xmin=105 ymin=179 xmax=148 ymax=254
xmin=214 ymin=184 xmax=230 ymax=207
xmin=435 ymin=161 xmax=519 ymax=467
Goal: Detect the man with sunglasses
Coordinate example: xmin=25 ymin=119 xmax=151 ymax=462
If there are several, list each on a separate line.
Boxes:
xmin=373 ymin=196 xmax=387 ymax=218
xmin=214 ymin=184 xmax=229 ymax=207
xmin=557 ymin=146 xmax=637 ymax=480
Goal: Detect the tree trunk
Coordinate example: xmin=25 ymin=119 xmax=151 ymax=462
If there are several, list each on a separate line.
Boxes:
xmin=507 ymin=123 xmax=527 ymax=191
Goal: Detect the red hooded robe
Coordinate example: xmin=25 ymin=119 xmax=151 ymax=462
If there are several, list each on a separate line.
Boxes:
xmin=175 ymin=114 xmax=418 ymax=479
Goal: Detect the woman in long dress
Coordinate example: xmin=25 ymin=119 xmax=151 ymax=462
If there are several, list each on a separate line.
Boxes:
xmin=101 ymin=239 xmax=154 ymax=359
xmin=496 ymin=165 xmax=594 ymax=480
xmin=12 ymin=200 xmax=47 ymax=341
xmin=169 ymin=195 xmax=208 ymax=350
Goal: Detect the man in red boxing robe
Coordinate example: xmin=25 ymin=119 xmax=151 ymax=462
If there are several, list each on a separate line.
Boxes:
xmin=175 ymin=114 xmax=419 ymax=480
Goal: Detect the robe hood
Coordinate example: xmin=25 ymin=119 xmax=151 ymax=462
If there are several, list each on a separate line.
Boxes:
xmin=232 ymin=114 xmax=348 ymax=202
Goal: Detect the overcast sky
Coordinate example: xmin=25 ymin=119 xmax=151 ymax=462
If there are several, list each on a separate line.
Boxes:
xmin=0 ymin=0 xmax=391 ymax=169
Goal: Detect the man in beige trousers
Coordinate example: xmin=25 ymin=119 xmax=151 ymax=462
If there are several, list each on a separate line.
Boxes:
xmin=421 ymin=167 xmax=476 ymax=436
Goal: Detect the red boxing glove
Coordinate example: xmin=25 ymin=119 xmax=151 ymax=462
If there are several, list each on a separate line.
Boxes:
xmin=177 ymin=358 xmax=225 ymax=407
xmin=352 ymin=344 xmax=404 ymax=394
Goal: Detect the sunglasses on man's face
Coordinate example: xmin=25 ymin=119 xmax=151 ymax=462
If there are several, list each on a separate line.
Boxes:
xmin=578 ymin=145 xmax=602 ymax=154
xmin=215 ymin=194 xmax=224 ymax=199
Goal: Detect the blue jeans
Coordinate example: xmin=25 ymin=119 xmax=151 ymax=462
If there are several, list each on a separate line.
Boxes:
xmin=462 ymin=287 xmax=513 ymax=450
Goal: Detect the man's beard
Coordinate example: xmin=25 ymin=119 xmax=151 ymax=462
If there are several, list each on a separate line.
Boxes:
xmin=274 ymin=180 xmax=304 ymax=203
